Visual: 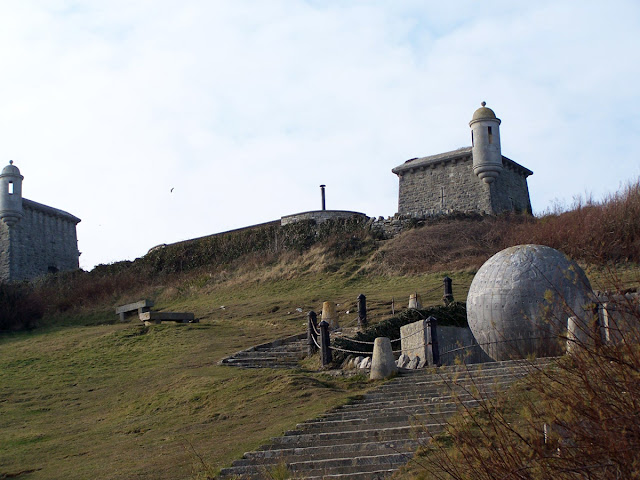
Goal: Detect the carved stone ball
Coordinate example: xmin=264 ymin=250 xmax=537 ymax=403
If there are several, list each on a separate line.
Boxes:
xmin=467 ymin=244 xmax=593 ymax=361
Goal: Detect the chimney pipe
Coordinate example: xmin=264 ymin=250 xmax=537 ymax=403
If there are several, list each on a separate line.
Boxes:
xmin=320 ymin=184 xmax=326 ymax=211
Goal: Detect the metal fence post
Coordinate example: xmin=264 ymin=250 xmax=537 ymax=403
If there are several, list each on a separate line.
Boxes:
xmin=443 ymin=276 xmax=453 ymax=305
xmin=426 ymin=316 xmax=440 ymax=366
xmin=307 ymin=311 xmax=318 ymax=356
xmin=319 ymin=320 xmax=332 ymax=366
xmin=357 ymin=294 xmax=367 ymax=330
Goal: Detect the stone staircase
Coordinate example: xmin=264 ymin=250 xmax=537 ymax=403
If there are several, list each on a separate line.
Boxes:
xmin=219 ymin=333 xmax=308 ymax=369
xmin=217 ymin=357 xmax=554 ymax=479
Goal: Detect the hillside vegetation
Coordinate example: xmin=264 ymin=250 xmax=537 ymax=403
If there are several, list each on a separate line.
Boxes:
xmin=1 ymin=180 xmax=639 ymax=479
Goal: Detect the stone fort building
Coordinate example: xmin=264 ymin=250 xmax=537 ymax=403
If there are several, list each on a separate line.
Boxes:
xmin=0 ymin=161 xmax=81 ymax=282
xmin=392 ymin=103 xmax=533 ymax=217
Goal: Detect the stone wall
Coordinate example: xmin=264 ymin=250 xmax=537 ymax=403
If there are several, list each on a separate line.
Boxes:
xmin=438 ymin=325 xmax=493 ymax=365
xmin=395 ymin=151 xmax=532 ymax=217
xmin=0 ymin=199 xmax=80 ymax=282
xmin=396 ymin=154 xmax=492 ymax=216
xmin=490 ymin=161 xmax=533 ymax=214
xmin=281 ymin=210 xmax=368 ymax=226
xmin=0 ymin=222 xmax=11 ymax=280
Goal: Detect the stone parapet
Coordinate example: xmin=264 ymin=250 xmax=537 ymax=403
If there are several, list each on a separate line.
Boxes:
xmin=281 ymin=210 xmax=368 ymax=226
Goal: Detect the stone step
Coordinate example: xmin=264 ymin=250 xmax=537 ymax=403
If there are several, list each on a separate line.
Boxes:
xmin=216 ymin=354 xmax=556 ymax=479
xmin=389 ymin=366 xmax=538 ymax=384
xmin=255 ymin=343 xmax=306 ymax=352
xmin=220 ymin=335 xmax=307 ymax=369
xmin=291 ymin=419 xmax=428 ymax=435
xmin=220 ymin=362 xmax=301 ymax=369
xmin=362 ymin=375 xmax=521 ymax=397
xmin=220 ymin=452 xmax=412 ymax=479
xmin=263 ymin=425 xmax=435 ymax=449
xmin=221 ymin=357 xmax=301 ymax=365
xmin=295 ymin=405 xmax=474 ymax=433
xmin=395 ymin=359 xmax=553 ymax=380
xmin=313 ymin=406 xmax=459 ymax=423
xmin=304 ymin=469 xmax=396 ymax=479
xmin=370 ymin=378 xmax=526 ymax=398
xmin=229 ymin=351 xmax=304 ymax=359
xmin=357 ymin=385 xmax=517 ymax=405
xmin=238 ymin=438 xmax=419 ymax=465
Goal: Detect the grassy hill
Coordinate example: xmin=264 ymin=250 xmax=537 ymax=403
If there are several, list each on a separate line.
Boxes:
xmin=1 ymin=180 xmax=639 ymax=479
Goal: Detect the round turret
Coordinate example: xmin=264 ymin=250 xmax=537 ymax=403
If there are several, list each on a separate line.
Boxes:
xmin=469 ymin=102 xmax=502 ymax=184
xmin=0 ymin=160 xmax=24 ymax=226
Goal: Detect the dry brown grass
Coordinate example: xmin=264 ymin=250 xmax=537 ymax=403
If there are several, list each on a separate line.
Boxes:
xmin=365 ymin=216 xmax=525 ymax=274
xmin=507 ymin=180 xmax=640 ymax=264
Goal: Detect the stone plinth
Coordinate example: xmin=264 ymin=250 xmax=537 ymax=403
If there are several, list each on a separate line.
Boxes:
xmin=400 ymin=320 xmax=429 ymax=361
xmin=400 ymin=318 xmax=438 ymax=366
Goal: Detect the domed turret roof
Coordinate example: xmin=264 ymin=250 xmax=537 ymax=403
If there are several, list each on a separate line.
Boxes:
xmin=1 ymin=160 xmax=21 ymax=177
xmin=471 ymin=101 xmax=498 ymax=121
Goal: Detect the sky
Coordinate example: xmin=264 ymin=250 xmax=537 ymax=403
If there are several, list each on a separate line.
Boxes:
xmin=1 ymin=1 xmax=639 ymax=271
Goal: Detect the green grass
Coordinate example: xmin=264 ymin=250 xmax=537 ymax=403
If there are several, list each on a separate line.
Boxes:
xmin=1 ymin=270 xmax=469 ymax=480
xmin=0 ymin=320 xmax=370 ymax=479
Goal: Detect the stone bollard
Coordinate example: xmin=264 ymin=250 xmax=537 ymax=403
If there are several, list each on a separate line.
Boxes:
xmin=443 ymin=276 xmax=454 ymax=305
xmin=357 ymin=294 xmax=367 ymax=330
xmin=319 ymin=320 xmax=332 ymax=366
xmin=322 ymin=301 xmax=340 ymax=331
xmin=307 ymin=311 xmax=318 ymax=356
xmin=370 ymin=337 xmax=397 ymax=380
xmin=408 ymin=293 xmax=421 ymax=309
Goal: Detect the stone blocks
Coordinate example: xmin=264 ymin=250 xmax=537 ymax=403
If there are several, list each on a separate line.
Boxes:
xmin=115 ymin=299 xmax=154 ymax=322
xmin=139 ymin=311 xmax=197 ymax=324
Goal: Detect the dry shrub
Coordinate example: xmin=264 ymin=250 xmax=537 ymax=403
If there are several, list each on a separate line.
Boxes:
xmin=507 ymin=179 xmax=640 ymax=263
xmin=35 ymin=267 xmax=148 ymax=314
xmin=369 ymin=215 xmax=530 ymax=274
xmin=0 ymin=283 xmax=44 ymax=330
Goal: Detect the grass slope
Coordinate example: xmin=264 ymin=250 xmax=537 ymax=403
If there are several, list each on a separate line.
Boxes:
xmin=0 ymin=268 xmax=473 ymax=480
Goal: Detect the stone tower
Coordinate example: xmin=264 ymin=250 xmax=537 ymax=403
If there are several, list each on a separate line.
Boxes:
xmin=0 ymin=161 xmax=24 ymax=227
xmin=0 ymin=161 xmax=81 ymax=282
xmin=392 ymin=102 xmax=533 ymax=217
xmin=470 ymin=102 xmax=502 ymax=184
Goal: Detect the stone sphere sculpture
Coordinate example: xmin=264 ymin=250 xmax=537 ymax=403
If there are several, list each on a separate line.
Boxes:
xmin=467 ymin=244 xmax=593 ymax=361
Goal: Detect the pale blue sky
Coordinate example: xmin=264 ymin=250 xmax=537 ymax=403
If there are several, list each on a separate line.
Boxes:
xmin=1 ymin=1 xmax=639 ymax=270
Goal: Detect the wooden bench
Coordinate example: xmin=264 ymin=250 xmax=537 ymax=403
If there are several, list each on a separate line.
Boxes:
xmin=115 ymin=300 xmax=154 ymax=322
xmin=139 ymin=311 xmax=197 ymax=325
